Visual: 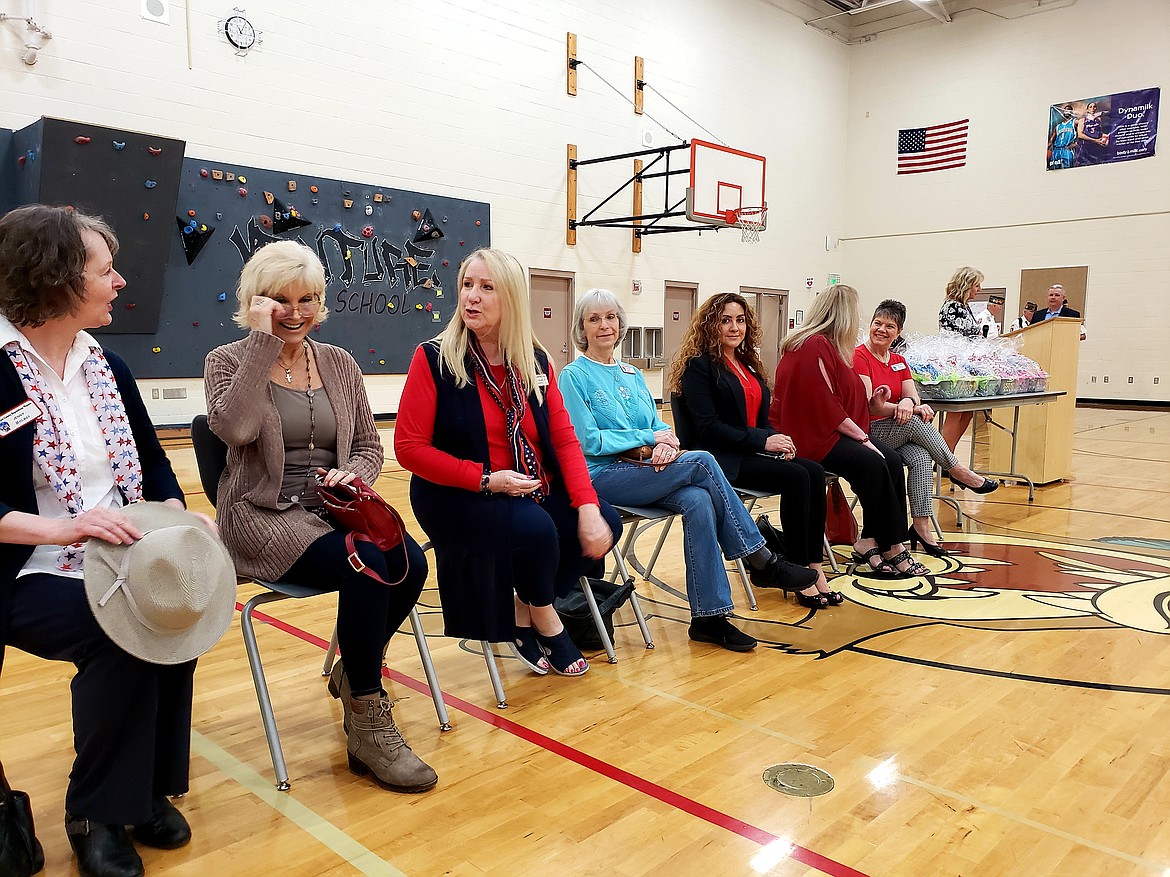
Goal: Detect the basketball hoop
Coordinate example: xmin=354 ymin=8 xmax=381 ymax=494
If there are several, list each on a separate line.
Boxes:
xmin=725 ymin=206 xmax=767 ymax=243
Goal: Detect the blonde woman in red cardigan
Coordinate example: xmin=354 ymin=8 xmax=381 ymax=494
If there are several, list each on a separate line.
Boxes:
xmin=768 ymin=285 xmax=926 ymax=579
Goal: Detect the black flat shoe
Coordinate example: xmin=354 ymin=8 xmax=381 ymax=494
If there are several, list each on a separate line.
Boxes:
xmin=749 ymin=553 xmax=818 ymax=592
xmin=66 ymin=816 xmax=144 ymax=877
xmin=511 ymin=625 xmax=550 ymax=675
xmin=907 ymin=528 xmax=950 ymax=558
xmin=534 ymin=629 xmax=589 ymax=676
xmin=947 ymin=473 xmax=1000 ymax=494
xmin=130 ymin=795 xmax=191 ymax=850
xmin=688 ymin=615 xmax=757 ymax=651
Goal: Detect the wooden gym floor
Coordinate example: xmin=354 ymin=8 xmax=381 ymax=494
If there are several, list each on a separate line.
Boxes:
xmin=3 ymin=406 xmax=1169 ymax=876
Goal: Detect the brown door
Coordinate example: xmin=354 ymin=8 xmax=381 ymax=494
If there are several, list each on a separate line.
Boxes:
xmin=742 ymin=286 xmax=787 ymax=381
xmin=663 ymin=282 xmax=698 ymax=376
xmin=528 ymin=269 xmax=574 ymax=373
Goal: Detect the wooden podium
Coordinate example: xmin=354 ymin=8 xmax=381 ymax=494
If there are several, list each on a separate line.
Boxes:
xmin=990 ymin=317 xmax=1081 ymax=484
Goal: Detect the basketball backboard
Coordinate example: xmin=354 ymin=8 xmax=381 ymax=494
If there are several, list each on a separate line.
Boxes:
xmin=685 ymin=139 xmax=767 ymax=228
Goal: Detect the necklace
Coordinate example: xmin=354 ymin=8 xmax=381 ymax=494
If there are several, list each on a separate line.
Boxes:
xmin=865 ymin=341 xmax=891 ymax=364
xmin=303 ymin=341 xmax=316 ymax=500
xmin=277 ymin=345 xmax=304 ymax=384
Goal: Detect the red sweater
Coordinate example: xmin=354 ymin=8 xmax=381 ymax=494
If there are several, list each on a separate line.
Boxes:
xmin=768 ymin=333 xmax=869 ymax=462
xmin=394 ymin=346 xmax=598 ymax=508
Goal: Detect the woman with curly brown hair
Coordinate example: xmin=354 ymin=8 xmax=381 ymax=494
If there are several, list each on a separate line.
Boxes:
xmin=668 ymin=293 xmax=835 ymax=609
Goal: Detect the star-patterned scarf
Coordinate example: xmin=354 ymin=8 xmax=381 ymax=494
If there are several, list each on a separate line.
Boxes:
xmin=468 ymin=339 xmax=548 ymax=503
xmin=3 ymin=340 xmax=144 ymax=571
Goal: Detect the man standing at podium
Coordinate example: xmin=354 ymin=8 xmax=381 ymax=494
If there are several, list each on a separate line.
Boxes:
xmin=1039 ymin=284 xmax=1086 ymax=340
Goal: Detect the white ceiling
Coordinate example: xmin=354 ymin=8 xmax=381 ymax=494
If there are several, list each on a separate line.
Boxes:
xmin=763 ymin=0 xmax=1079 ymax=43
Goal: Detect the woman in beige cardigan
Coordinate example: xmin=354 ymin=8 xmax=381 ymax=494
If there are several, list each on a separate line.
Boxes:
xmin=204 ymin=241 xmax=436 ymax=794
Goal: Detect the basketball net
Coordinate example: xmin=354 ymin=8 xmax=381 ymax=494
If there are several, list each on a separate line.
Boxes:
xmin=727 ymin=206 xmax=767 ymax=243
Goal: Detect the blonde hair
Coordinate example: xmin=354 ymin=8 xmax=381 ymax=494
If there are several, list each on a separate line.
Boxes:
xmin=666 ymin=292 xmax=767 ymax=394
xmin=944 ymin=266 xmax=984 ymax=305
xmin=233 ymin=240 xmax=328 ymax=330
xmin=779 ymin=284 xmax=859 ymax=366
xmin=436 ymin=248 xmax=547 ymax=401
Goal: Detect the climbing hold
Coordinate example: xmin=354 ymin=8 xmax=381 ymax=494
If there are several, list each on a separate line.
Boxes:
xmin=259 ymin=215 xmax=273 ymax=230
xmin=288 ymin=180 xmax=297 ymax=191
xmin=432 ymin=311 xmax=441 ymax=321
xmin=114 ymin=141 xmax=127 ymax=151
xmin=442 ymin=216 xmax=448 ymax=223
xmin=125 ymin=302 xmax=137 ymax=310
xmin=412 ymin=210 xmax=421 ymax=221
xmin=333 ymin=222 xmax=342 ymax=231
xmin=475 ymin=220 xmax=482 ymax=226
xmin=17 ymin=156 xmax=25 ymax=168
xmin=373 ymin=193 xmax=383 ymax=202
xmin=192 ymin=321 xmax=200 ymax=327
xmin=415 ymin=303 xmax=423 ymax=310
xmin=379 ymin=359 xmax=385 ymax=365
xmin=368 ymin=348 xmax=375 ymax=354
xmin=263 ymin=191 xmax=274 ymax=205
xmin=364 ymin=205 xmax=373 ymax=216
xmin=212 ymin=169 xmax=224 ymax=180
xmin=142 ymin=212 xmax=150 ymax=220
xmin=225 ymin=172 xmax=235 ymax=182
xmin=199 ymin=168 xmax=209 ymax=177
xmin=147 ymin=147 xmax=162 ymax=155
xmin=310 ymin=185 xmax=319 ymax=193
xmin=311 ymin=199 xmax=318 ymax=205
xmin=187 ymin=209 xmax=196 ymax=217
xmin=238 ymin=187 xmax=248 ymax=197
xmin=74 ymin=136 xmax=91 ymax=145
xmin=442 ymin=259 xmax=449 ymax=267
xmin=238 ymin=175 xmax=247 ymax=184
xmin=144 ymin=180 xmax=157 ymax=188
xmin=216 ymin=212 xmax=223 ymax=220
xmin=343 ymin=199 xmax=354 ymax=209
xmin=217 ymin=292 xmax=227 ymax=301
xmin=459 ymin=240 xmax=465 ymax=246
xmin=344 ymin=249 xmax=351 ymax=260
xmin=425 ymin=302 xmax=433 ymax=312
xmin=362 ymin=225 xmax=374 ymax=238
xmin=151 ymin=347 xmax=161 ymax=353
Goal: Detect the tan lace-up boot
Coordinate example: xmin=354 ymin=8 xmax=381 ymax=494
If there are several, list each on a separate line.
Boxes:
xmin=346 ymin=696 xmax=438 ymax=793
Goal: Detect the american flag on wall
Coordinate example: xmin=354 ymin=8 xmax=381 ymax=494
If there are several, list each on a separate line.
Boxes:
xmin=897 ymin=119 xmax=969 ymax=174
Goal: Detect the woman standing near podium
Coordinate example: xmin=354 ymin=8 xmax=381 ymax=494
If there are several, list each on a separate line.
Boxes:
xmin=937 ymin=266 xmax=984 ymax=451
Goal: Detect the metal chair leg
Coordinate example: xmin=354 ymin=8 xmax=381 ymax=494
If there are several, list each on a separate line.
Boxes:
xmin=608 ymin=546 xmax=654 ymax=648
xmin=579 ymin=576 xmax=617 ymax=663
xmin=482 ymin=641 xmax=507 ymax=709
xmin=734 ymin=558 xmax=759 ymax=611
xmin=642 ymin=516 xmax=675 ymax=581
xmin=824 ymin=536 xmax=840 ymax=573
xmin=410 ymin=608 xmax=451 ymax=731
xmin=240 ymin=591 xmax=294 ymax=791
xmin=321 ymin=625 xmax=339 ymax=676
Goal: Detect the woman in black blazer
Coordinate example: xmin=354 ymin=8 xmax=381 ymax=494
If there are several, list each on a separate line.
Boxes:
xmin=670 ymin=293 xmax=835 ymax=609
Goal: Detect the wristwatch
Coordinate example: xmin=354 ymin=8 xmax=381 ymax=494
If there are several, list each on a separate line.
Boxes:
xmin=479 ymin=470 xmax=492 ymax=494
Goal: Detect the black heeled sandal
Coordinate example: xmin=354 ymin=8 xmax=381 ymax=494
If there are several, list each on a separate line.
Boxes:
xmin=535 ymin=629 xmax=589 ymax=677
xmin=946 ymin=473 xmax=1000 ymax=494
xmin=850 ymin=547 xmax=899 ymax=578
xmin=884 ymin=549 xmax=930 ymax=578
xmin=511 ymin=626 xmax=550 ymax=675
xmin=822 ymin=588 xmax=845 ymax=606
xmin=907 ymin=528 xmax=950 ymax=558
xmin=794 ymin=587 xmax=831 ymax=610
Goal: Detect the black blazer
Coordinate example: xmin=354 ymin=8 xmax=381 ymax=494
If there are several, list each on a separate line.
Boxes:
xmin=1033 ymin=304 xmax=1081 ymax=322
xmin=677 ymin=354 xmax=773 ymax=481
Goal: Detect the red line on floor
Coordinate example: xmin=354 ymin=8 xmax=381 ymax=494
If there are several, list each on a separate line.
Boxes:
xmin=241 ymin=603 xmax=870 ymax=877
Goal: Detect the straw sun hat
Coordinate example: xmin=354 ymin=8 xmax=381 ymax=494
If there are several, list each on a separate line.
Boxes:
xmin=84 ymin=502 xmax=236 ymax=665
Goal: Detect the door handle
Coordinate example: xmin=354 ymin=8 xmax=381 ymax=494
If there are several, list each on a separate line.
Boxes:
xmin=562 ymin=343 xmax=568 ymax=353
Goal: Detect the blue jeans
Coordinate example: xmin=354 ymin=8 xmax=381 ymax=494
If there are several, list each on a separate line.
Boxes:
xmin=591 ymin=451 xmax=764 ymax=617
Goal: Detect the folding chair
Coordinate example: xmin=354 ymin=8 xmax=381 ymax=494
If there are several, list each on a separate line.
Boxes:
xmin=421 ymin=532 xmax=655 ymax=710
xmin=190 ymin=415 xmax=450 ymax=790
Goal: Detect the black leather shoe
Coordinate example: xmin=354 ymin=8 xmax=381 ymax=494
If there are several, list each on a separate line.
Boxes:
xmin=130 ymin=796 xmax=191 ymax=850
xmin=748 ymin=553 xmax=818 ymax=592
xmin=65 ymin=816 xmax=144 ymax=877
xmin=688 ymin=615 xmax=757 ymax=652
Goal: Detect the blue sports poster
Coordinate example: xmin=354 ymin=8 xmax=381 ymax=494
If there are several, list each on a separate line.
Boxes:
xmin=1046 ymin=87 xmax=1159 ymax=170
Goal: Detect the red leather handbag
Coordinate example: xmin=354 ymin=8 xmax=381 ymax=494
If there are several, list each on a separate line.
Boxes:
xmin=315 ymin=476 xmax=409 ymax=585
xmin=825 ymin=479 xmax=859 ymax=546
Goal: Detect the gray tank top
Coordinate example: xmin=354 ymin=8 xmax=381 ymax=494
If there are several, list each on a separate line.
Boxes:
xmin=271 ymin=382 xmax=339 ymax=506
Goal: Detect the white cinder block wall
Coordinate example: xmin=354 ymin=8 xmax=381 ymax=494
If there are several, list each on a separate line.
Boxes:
xmin=0 ymin=0 xmax=1165 ymax=420
xmin=841 ymin=0 xmax=1170 ymax=402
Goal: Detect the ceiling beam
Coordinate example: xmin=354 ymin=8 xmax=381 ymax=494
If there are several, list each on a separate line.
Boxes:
xmin=910 ymin=0 xmax=952 ymax=23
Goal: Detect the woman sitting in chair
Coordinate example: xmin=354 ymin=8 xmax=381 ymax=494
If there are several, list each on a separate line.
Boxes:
xmin=770 ymin=284 xmax=927 ymax=580
xmin=669 ymin=292 xmax=836 ymax=610
xmin=204 ymin=240 xmax=436 ymax=794
xmin=854 ymin=300 xmax=998 ymax=557
xmin=395 ymin=249 xmax=621 ymax=677
xmin=0 ymin=205 xmax=218 ymax=877
xmin=559 ymin=290 xmax=814 ymax=651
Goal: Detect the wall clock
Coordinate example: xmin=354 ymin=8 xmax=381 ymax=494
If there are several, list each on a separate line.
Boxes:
xmin=220 ymin=8 xmax=260 ymax=54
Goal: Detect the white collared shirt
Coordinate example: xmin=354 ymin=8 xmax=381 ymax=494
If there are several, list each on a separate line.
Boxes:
xmin=0 ymin=316 xmax=122 ymax=579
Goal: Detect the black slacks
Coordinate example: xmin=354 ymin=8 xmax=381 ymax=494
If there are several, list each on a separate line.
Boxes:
xmin=7 ymin=573 xmax=195 ymax=825
xmin=731 ymin=454 xmax=828 ymax=566
xmin=820 ymin=436 xmax=908 ymax=550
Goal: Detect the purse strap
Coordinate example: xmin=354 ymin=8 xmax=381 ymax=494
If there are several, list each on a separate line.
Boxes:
xmin=0 ymin=755 xmax=12 ymax=796
xmin=344 ymin=531 xmax=410 ymax=586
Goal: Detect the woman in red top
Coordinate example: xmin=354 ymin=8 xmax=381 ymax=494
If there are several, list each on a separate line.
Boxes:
xmin=854 ymin=300 xmax=998 ymax=556
xmin=769 ymin=284 xmax=925 ymax=578
xmin=395 ymin=248 xmax=620 ymax=677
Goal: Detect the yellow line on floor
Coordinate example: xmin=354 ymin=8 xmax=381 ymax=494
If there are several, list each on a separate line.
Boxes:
xmin=191 ymin=730 xmax=408 ymax=877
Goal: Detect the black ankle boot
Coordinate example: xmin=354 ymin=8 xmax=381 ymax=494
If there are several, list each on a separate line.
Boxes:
xmin=130 ymin=795 xmax=191 ymax=850
xmin=65 ymin=815 xmax=144 ymax=877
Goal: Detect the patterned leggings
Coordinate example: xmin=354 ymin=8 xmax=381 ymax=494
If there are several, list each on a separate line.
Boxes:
xmin=869 ymin=416 xmax=959 ymax=518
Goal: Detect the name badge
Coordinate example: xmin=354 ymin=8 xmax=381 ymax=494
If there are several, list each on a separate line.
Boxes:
xmin=891 ymin=362 xmax=907 ymax=372
xmin=0 ymin=399 xmax=42 ymax=437
xmin=619 ymin=362 xmax=639 ymax=375
xmin=535 ymin=372 xmax=549 ymax=388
